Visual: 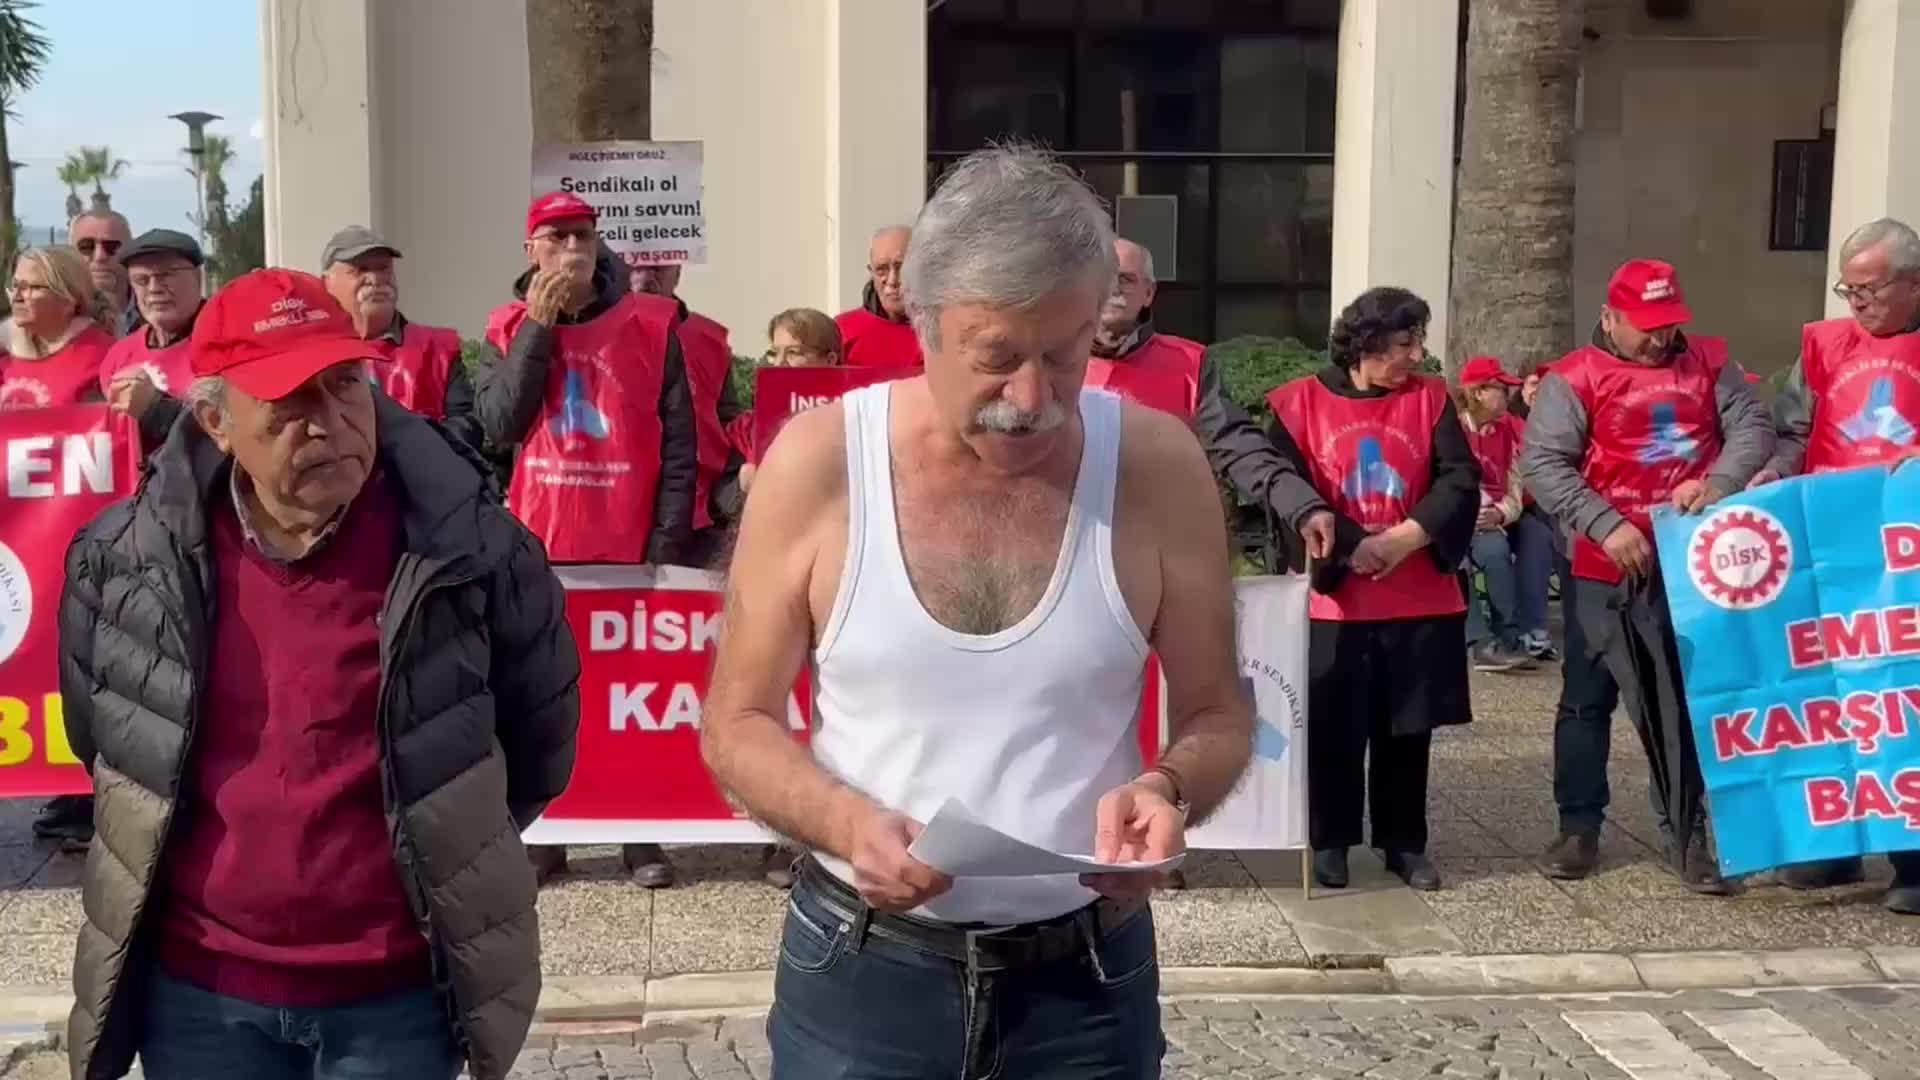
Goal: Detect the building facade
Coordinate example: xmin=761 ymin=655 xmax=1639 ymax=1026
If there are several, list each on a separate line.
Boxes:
xmin=262 ymin=0 xmax=1916 ymax=370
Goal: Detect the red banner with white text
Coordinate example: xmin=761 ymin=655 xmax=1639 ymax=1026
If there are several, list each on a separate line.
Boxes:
xmin=0 ymin=406 xmax=140 ymax=797
xmin=749 ymin=365 xmax=920 ymax=464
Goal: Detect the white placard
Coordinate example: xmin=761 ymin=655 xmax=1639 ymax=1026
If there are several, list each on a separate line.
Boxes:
xmin=530 ymin=140 xmax=706 ymax=265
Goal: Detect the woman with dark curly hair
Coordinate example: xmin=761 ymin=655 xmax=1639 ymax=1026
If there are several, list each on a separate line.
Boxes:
xmin=1263 ymin=286 xmax=1481 ymax=891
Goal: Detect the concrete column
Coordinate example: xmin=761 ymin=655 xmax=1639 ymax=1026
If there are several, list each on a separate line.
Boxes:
xmin=824 ymin=0 xmax=928 ymax=315
xmin=1329 ymin=0 xmax=1462 ymax=357
xmin=1826 ymin=0 xmax=1920 ymax=317
xmin=259 ymin=0 xmax=377 ymax=271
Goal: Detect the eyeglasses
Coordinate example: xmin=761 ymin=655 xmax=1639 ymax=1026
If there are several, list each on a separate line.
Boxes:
xmin=74 ymin=238 xmax=122 ymax=258
xmin=129 ymin=265 xmax=196 ymax=290
xmin=868 ymin=260 xmax=904 ymax=279
xmin=1832 ymin=277 xmax=1899 ymax=303
xmin=531 ymin=226 xmax=599 ymax=248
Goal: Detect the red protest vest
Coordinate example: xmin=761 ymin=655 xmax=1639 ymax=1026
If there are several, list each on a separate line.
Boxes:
xmin=835 ymin=307 xmax=923 ymax=369
xmin=1084 ymin=334 xmax=1204 ymax=420
xmin=1268 ymin=374 xmax=1464 ymax=622
xmin=1799 ymin=318 xmax=1920 ymax=473
xmin=0 ymin=325 xmax=115 ymax=409
xmin=98 ymin=327 xmax=196 ymax=400
xmin=1555 ymin=339 xmax=1727 ymax=583
xmin=678 ymin=310 xmax=734 ymax=530
xmin=1464 ymin=412 xmax=1524 ymax=506
xmin=485 ymin=293 xmax=676 ymax=563
xmin=370 ymin=322 xmax=462 ymax=419
xmin=724 ymin=411 xmax=756 ymax=465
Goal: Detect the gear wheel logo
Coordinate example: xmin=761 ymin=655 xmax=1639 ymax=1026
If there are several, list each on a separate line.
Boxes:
xmin=1689 ymin=506 xmax=1792 ymax=610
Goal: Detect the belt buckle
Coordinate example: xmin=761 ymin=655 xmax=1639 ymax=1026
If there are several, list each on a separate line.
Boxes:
xmin=963 ymin=926 xmax=1018 ymax=975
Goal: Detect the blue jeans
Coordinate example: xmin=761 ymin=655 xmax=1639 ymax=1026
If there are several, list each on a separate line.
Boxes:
xmin=1469 ymin=516 xmax=1556 ymax=647
xmin=139 ymin=972 xmax=460 ymax=1080
xmin=768 ymin=870 xmax=1163 ymax=1078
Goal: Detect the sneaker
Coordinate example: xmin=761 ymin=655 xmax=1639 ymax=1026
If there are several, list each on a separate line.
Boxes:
xmin=623 ymin=843 xmax=677 ymax=888
xmin=1537 ymin=831 xmax=1599 ymax=880
xmin=1523 ymin=632 xmax=1559 ymax=662
xmin=1471 ymin=641 xmax=1532 ymax=672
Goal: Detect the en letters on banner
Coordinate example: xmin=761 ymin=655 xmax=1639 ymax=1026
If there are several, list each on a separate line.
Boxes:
xmin=1653 ymin=462 xmax=1920 ymax=876
xmin=749 ymin=365 xmax=920 ymax=465
xmin=530 ymin=140 xmax=707 ymax=266
xmin=0 ymin=406 xmax=140 ymax=798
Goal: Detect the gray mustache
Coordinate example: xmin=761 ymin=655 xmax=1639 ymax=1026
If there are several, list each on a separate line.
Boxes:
xmin=974 ymin=399 xmax=1067 ymax=435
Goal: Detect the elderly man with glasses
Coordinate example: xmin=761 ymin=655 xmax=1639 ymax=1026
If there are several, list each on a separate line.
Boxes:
xmin=69 ymin=209 xmax=141 ymax=336
xmin=98 ymin=229 xmax=207 ymax=446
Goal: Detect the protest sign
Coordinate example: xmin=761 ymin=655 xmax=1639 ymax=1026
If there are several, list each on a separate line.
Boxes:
xmin=749 ymin=365 xmax=919 ymax=464
xmin=1190 ymin=573 xmax=1310 ymax=851
xmin=0 ymin=406 xmax=139 ymax=797
xmin=1654 ymin=462 xmax=1920 ymax=876
xmin=531 ymin=140 xmax=705 ymax=266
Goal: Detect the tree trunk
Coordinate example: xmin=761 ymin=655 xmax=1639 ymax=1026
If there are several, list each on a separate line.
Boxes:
xmin=1448 ymin=0 xmax=1584 ymax=375
xmin=525 ymin=0 xmax=653 ymax=143
xmin=0 ymin=116 xmax=14 ymax=274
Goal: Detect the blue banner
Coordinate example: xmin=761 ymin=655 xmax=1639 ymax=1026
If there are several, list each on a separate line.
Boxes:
xmin=1653 ymin=461 xmax=1920 ymax=877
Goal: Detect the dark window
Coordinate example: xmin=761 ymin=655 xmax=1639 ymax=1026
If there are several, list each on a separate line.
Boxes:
xmin=1769 ymin=139 xmax=1833 ymax=253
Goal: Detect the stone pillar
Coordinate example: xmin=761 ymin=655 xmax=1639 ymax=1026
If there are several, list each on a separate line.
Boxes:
xmin=259 ymin=0 xmax=377 ymax=271
xmin=1329 ymin=0 xmax=1462 ymax=357
xmin=824 ymin=0 xmax=927 ymax=314
xmin=1826 ymin=0 xmax=1920 ymax=316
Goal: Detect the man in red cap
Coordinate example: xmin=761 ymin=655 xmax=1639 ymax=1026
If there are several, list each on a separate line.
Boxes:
xmin=56 ymin=268 xmax=580 ymax=1080
xmin=475 ymin=191 xmax=696 ymax=884
xmin=1517 ymin=258 xmax=1772 ymax=894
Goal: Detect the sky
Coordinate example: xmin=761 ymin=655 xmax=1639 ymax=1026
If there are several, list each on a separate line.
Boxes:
xmin=8 ymin=0 xmax=262 ymax=243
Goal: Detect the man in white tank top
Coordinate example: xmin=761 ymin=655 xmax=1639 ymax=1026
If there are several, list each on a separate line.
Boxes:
xmin=702 ymin=146 xmax=1254 ymax=1078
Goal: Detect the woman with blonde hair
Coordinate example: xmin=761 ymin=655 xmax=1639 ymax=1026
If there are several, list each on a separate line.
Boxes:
xmin=0 ymin=245 xmax=116 ymax=409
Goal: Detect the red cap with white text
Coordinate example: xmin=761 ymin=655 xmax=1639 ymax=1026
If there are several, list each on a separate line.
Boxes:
xmin=526 ymin=191 xmax=598 ymax=237
xmin=1606 ymin=259 xmax=1693 ymax=331
xmin=190 ymin=269 xmax=376 ymax=401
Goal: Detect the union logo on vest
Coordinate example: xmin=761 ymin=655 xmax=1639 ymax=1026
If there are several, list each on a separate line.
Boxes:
xmin=550 ymin=369 xmax=611 ymax=440
xmin=1639 ymin=401 xmax=1699 ymax=465
xmin=1343 ymin=436 xmax=1407 ymax=502
xmin=1839 ymin=376 xmax=1917 ymax=447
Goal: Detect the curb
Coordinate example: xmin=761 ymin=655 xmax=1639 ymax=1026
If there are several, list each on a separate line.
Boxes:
xmin=3 ymin=946 xmax=1917 ymax=1044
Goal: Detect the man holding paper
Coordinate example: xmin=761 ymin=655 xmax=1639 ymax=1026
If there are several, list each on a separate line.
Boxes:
xmin=702 ymin=145 xmax=1252 ymax=1078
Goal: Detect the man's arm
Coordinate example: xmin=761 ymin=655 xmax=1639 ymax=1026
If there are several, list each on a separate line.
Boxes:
xmin=646 ymin=330 xmax=698 ymax=564
xmin=488 ymin=528 xmax=583 ymax=830
xmin=439 ymin=358 xmax=488 ymax=456
xmin=1705 ymin=362 xmax=1776 ymax=492
xmin=1194 ymin=348 xmax=1328 ymax=526
xmin=1763 ymin=357 xmax=1812 ymax=478
xmin=1516 ymin=374 xmax=1623 ymax=543
xmin=700 ymin=405 xmax=871 ymax=855
xmin=707 ymin=363 xmax=748 ymax=527
xmin=1408 ymin=398 xmax=1483 ymax=571
xmin=472 ymin=322 xmax=555 ymax=447
xmin=1132 ymin=408 xmax=1254 ymax=824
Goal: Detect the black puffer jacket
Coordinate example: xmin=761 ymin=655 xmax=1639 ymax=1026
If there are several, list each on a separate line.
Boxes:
xmin=57 ymin=396 xmax=582 ymax=1080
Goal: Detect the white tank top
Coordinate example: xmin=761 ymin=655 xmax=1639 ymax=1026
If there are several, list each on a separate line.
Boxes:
xmin=811 ymin=384 xmax=1150 ymax=924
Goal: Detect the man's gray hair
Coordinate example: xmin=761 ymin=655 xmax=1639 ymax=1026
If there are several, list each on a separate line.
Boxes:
xmin=1839 ymin=218 xmax=1920 ymax=275
xmin=904 ymin=144 xmax=1117 ymax=351
xmin=186 ymin=375 xmax=228 ymax=427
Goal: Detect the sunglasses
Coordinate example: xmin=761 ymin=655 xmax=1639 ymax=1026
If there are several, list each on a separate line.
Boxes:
xmin=75 ymin=238 xmax=123 ymax=258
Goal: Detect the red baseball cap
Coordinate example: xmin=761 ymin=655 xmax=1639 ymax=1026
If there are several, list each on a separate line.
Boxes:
xmin=190 ymin=269 xmax=376 ymax=401
xmin=1607 ymin=258 xmax=1692 ymax=331
xmin=1460 ymin=356 xmax=1522 ymax=388
xmin=526 ymin=191 xmax=598 ymax=238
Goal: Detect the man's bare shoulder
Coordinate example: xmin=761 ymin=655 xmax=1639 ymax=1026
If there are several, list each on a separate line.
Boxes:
xmin=1115 ymin=398 xmax=1216 ymax=504
xmin=746 ymin=401 xmax=851 ymax=515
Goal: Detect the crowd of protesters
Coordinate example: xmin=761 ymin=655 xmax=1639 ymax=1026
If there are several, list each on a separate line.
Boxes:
xmin=3 ymin=156 xmax=1919 ymax=1076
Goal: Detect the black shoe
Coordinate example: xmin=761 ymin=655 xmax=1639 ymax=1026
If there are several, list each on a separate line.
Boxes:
xmin=1312 ymin=848 xmax=1349 ymax=889
xmin=528 ymin=845 xmax=569 ymax=886
xmin=1675 ymin=834 xmax=1732 ymax=896
xmin=1471 ymin=640 xmax=1534 ymax=673
xmin=1887 ymin=884 xmax=1920 ymax=915
xmin=1776 ymin=857 xmax=1865 ymax=890
xmin=1538 ymin=831 xmax=1600 ymax=880
xmin=32 ymin=795 xmax=94 ymax=851
xmin=623 ymin=843 xmax=676 ymax=888
xmin=1384 ymin=850 xmax=1441 ymax=891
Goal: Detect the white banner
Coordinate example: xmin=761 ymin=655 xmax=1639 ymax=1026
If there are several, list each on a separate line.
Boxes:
xmin=530 ymin=140 xmax=706 ymax=265
xmin=1188 ymin=573 xmax=1311 ymax=851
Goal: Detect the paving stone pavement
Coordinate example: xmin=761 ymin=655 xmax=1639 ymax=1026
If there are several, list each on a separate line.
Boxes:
xmin=480 ymin=986 xmax=1920 ymax=1079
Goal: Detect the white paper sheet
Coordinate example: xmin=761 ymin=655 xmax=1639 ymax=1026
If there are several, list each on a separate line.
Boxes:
xmin=906 ymin=798 xmax=1187 ymax=878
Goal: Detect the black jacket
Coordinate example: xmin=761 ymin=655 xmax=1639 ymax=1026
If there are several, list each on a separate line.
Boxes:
xmin=471 ymin=244 xmax=698 ymax=564
xmin=58 ymin=397 xmax=581 ymax=1080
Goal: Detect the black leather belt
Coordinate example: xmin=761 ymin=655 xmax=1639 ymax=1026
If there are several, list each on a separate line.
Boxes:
xmin=796 ymin=856 xmax=1143 ymax=974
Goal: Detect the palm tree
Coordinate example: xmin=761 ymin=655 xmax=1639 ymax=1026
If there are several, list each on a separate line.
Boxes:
xmin=525 ymin=0 xmax=653 ymax=142
xmin=0 ymin=0 xmax=51 ymax=270
xmin=1448 ymin=0 xmax=1584 ymax=375
xmin=76 ymin=145 xmax=129 ymax=211
xmin=55 ymin=155 xmax=83 ymax=221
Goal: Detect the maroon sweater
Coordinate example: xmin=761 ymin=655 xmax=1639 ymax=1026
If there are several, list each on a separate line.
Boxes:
xmin=156 ymin=471 xmax=431 ymax=1006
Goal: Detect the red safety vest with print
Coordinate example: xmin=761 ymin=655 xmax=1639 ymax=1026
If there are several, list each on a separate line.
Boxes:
xmin=1084 ymin=334 xmax=1204 ymax=421
xmin=1268 ymin=374 xmax=1464 ymax=622
xmin=369 ymin=322 xmax=462 ymax=419
xmin=1555 ymin=338 xmax=1728 ymax=584
xmin=678 ymin=310 xmax=734 ymax=531
xmin=98 ymin=327 xmax=197 ymax=401
xmin=1464 ymin=412 xmax=1524 ymax=506
xmin=485 ymin=293 xmax=676 ymax=563
xmin=835 ymin=307 xmax=924 ymax=369
xmin=1799 ymin=318 xmax=1920 ymax=473
xmin=0 ymin=325 xmax=115 ymax=409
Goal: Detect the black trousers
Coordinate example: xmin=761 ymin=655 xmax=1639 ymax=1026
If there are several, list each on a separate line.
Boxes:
xmin=1552 ymin=550 xmax=1622 ymax=835
xmin=1306 ymin=617 xmax=1468 ymax=854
